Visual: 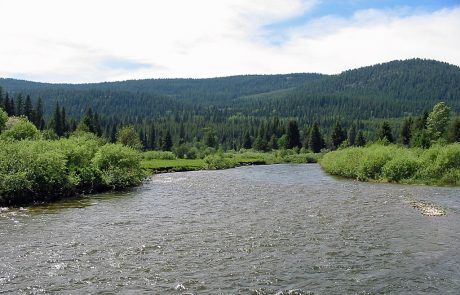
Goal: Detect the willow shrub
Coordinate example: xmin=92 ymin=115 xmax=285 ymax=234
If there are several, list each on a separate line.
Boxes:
xmin=92 ymin=144 xmax=146 ymax=189
xmin=0 ymin=134 xmax=146 ymax=206
xmin=320 ymin=143 xmax=460 ymax=185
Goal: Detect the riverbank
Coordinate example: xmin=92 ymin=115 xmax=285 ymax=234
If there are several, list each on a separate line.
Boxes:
xmin=320 ymin=143 xmax=460 ymax=186
xmin=141 ymin=150 xmax=321 ymax=174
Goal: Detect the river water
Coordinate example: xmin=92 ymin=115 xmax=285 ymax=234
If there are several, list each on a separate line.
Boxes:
xmin=1 ymin=164 xmax=460 ymax=294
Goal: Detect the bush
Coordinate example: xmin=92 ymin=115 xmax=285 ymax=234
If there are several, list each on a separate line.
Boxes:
xmin=1 ymin=117 xmax=40 ymax=141
xmin=143 ymin=150 xmax=176 ymax=160
xmin=204 ymin=153 xmax=238 ymax=169
xmin=92 ymin=144 xmax=145 ymax=189
xmin=382 ymin=156 xmax=419 ymax=182
xmin=320 ymin=143 xmax=460 ymax=186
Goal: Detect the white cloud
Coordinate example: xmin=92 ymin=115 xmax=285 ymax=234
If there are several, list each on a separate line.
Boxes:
xmin=0 ymin=1 xmax=459 ymax=82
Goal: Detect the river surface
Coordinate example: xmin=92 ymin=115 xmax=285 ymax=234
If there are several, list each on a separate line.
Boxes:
xmin=1 ymin=164 xmax=460 ymax=294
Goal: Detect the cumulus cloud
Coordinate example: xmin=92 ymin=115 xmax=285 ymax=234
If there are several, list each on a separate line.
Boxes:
xmin=0 ymin=0 xmax=458 ymax=82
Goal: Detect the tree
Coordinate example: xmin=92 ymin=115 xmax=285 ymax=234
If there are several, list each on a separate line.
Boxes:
xmin=355 ymin=130 xmax=366 ymax=147
xmin=15 ymin=94 xmax=24 ymax=116
xmin=347 ymin=125 xmax=356 ymax=146
xmin=400 ymin=117 xmax=413 ymax=146
xmin=23 ymin=95 xmax=33 ymax=121
xmin=52 ymin=102 xmax=64 ymax=137
xmin=377 ymin=121 xmax=393 ymax=143
xmin=34 ymin=97 xmax=45 ymax=130
xmin=309 ymin=123 xmax=325 ymax=153
xmin=116 ymin=126 xmax=143 ymax=150
xmin=242 ymin=131 xmax=252 ymax=149
xmin=162 ymin=130 xmax=173 ymax=151
xmin=1 ymin=117 xmax=40 ymax=141
xmin=203 ymin=128 xmax=217 ymax=148
xmin=331 ymin=121 xmax=346 ymax=150
xmin=77 ymin=108 xmax=95 ymax=133
xmin=0 ymin=108 xmax=8 ymax=131
xmin=447 ymin=118 xmax=460 ymax=143
xmin=427 ymin=102 xmax=451 ymax=140
xmin=286 ymin=120 xmax=301 ymax=149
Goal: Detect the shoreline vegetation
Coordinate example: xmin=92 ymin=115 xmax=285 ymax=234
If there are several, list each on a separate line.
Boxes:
xmin=320 ymin=143 xmax=460 ymax=186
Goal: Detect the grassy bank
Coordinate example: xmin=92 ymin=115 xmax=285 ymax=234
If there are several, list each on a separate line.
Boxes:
xmin=320 ymin=143 xmax=460 ymax=186
xmin=141 ymin=149 xmax=322 ymax=173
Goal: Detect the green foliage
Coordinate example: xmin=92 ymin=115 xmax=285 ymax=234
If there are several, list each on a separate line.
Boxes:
xmin=309 ymin=123 xmax=325 ymax=153
xmin=382 ymin=156 xmax=419 ymax=182
xmin=143 ymin=150 xmax=176 ymax=160
xmin=377 ymin=121 xmax=393 ymax=143
xmin=0 ymin=130 xmax=145 ymax=205
xmin=331 ymin=121 xmax=346 ymax=150
xmin=92 ymin=144 xmax=145 ymax=189
xmin=321 ymin=143 xmax=460 ymax=185
xmin=427 ymin=102 xmax=451 ymax=140
xmin=286 ymin=120 xmax=301 ymax=149
xmin=0 ymin=108 xmax=7 ymax=131
xmin=117 ymin=126 xmax=143 ymax=150
xmin=204 ymin=153 xmax=238 ymax=170
xmin=1 ymin=117 xmax=40 ymax=141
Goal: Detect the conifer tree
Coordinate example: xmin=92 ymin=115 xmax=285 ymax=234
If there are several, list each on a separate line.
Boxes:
xmin=23 ymin=95 xmax=33 ymax=121
xmin=331 ymin=121 xmax=346 ymax=149
xmin=347 ymin=125 xmax=356 ymax=146
xmin=162 ymin=130 xmax=173 ymax=151
xmin=400 ymin=117 xmax=413 ymax=146
xmin=52 ymin=102 xmax=64 ymax=137
xmin=309 ymin=123 xmax=325 ymax=153
xmin=16 ymin=94 xmax=23 ymax=116
xmin=242 ymin=131 xmax=252 ymax=149
xmin=355 ymin=130 xmax=366 ymax=147
xmin=377 ymin=121 xmax=393 ymax=143
xmin=286 ymin=120 xmax=301 ymax=149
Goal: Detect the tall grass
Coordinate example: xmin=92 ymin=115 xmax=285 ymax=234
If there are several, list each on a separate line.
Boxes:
xmin=320 ymin=143 xmax=460 ymax=186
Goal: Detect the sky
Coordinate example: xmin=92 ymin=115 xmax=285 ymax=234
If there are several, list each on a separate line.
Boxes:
xmin=0 ymin=0 xmax=459 ymax=83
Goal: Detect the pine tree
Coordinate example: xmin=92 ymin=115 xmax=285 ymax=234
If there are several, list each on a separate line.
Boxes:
xmin=331 ymin=121 xmax=347 ymax=149
xmin=309 ymin=123 xmax=325 ymax=153
xmin=286 ymin=120 xmax=301 ymax=149
xmin=377 ymin=121 xmax=393 ymax=143
xmin=447 ymin=118 xmax=460 ymax=143
xmin=16 ymin=94 xmax=24 ymax=116
xmin=242 ymin=131 xmax=252 ymax=149
xmin=3 ymin=93 xmax=12 ymax=116
xmin=110 ymin=124 xmax=118 ymax=143
xmin=355 ymin=130 xmax=366 ymax=147
xmin=400 ymin=117 xmax=413 ymax=146
xmin=347 ymin=125 xmax=356 ymax=146
xmin=34 ymin=97 xmax=45 ymax=129
xmin=162 ymin=130 xmax=173 ymax=151
xmin=53 ymin=102 xmax=64 ymax=137
xmin=148 ymin=126 xmax=156 ymax=149
xmin=78 ymin=107 xmax=95 ymax=133
xmin=23 ymin=95 xmax=33 ymax=121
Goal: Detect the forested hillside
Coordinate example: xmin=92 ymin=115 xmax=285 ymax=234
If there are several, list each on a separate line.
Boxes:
xmin=0 ymin=58 xmax=459 ymax=151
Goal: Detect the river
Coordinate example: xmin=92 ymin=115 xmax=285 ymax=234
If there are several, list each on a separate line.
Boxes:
xmin=1 ymin=164 xmax=460 ymax=294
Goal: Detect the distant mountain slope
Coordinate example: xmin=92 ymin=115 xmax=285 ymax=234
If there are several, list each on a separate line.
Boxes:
xmin=0 ymin=59 xmax=459 ymax=123
xmin=0 ymin=73 xmax=324 ymax=117
xmin=236 ymin=59 xmax=460 ymax=121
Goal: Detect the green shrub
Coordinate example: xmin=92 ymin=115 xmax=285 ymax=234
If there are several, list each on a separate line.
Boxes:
xmin=93 ymin=144 xmax=145 ymax=189
xmin=143 ymin=150 xmax=176 ymax=160
xmin=204 ymin=153 xmax=238 ymax=169
xmin=1 ymin=117 xmax=40 ymax=141
xmin=382 ymin=156 xmax=419 ymax=182
xmin=356 ymin=146 xmax=393 ymax=180
xmin=321 ymin=147 xmax=364 ymax=179
xmin=0 ymin=108 xmax=7 ymax=131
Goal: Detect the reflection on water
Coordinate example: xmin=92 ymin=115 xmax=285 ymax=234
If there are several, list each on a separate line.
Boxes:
xmin=1 ymin=164 xmax=459 ymax=294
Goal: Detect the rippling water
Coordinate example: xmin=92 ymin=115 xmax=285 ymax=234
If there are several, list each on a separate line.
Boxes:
xmin=1 ymin=164 xmax=460 ymax=294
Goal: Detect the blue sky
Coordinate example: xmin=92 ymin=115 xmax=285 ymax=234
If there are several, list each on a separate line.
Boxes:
xmin=265 ymin=0 xmax=460 ymax=44
xmin=0 ymin=0 xmax=459 ymax=82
